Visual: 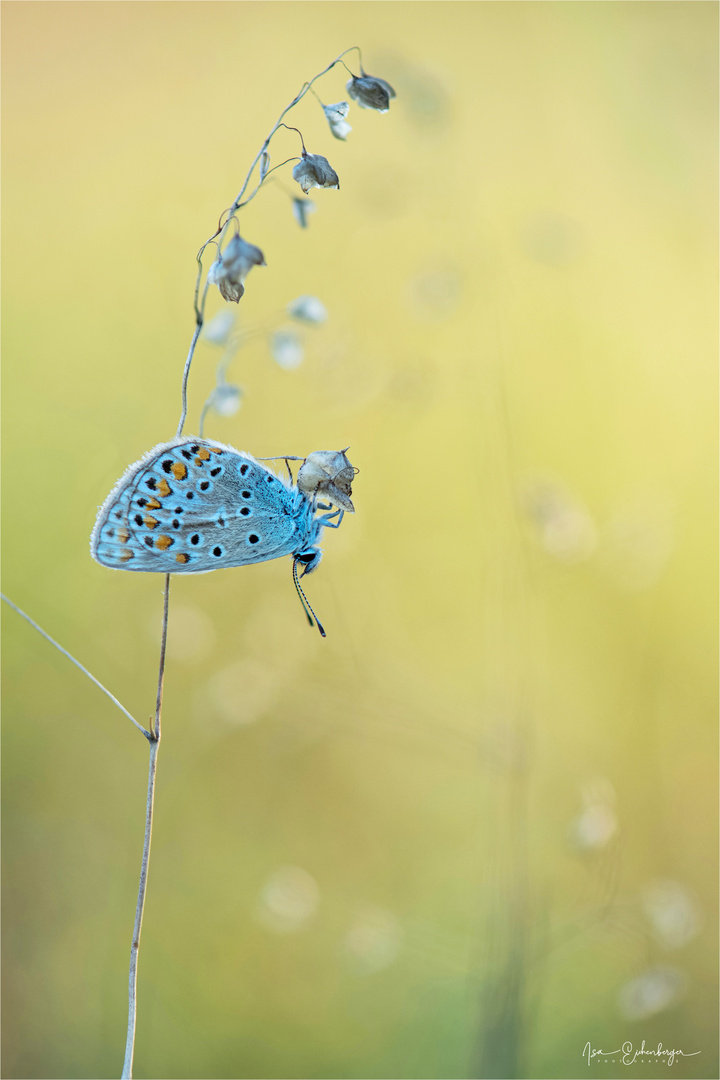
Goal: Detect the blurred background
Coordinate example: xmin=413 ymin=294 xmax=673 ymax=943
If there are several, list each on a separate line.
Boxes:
xmin=2 ymin=3 xmax=717 ymax=1078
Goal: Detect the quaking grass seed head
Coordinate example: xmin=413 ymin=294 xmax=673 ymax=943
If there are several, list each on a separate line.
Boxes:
xmin=292 ymin=197 xmax=316 ymax=228
xmin=298 ymin=450 xmax=357 ymax=513
xmin=346 ymin=72 xmax=396 ymax=112
xmin=208 ymin=234 xmax=266 ymax=303
xmin=292 ymin=151 xmax=340 ymax=194
xmin=271 ymin=329 xmax=304 ymax=370
xmin=323 ymin=101 xmax=352 ymax=140
xmin=209 ymin=383 xmax=243 ymax=417
xmin=287 ymin=295 xmax=327 ymax=324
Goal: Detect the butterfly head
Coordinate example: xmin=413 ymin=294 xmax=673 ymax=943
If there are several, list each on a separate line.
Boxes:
xmin=295 ymin=547 xmax=322 ymax=577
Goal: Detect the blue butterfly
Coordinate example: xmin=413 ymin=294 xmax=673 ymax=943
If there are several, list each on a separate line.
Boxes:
xmin=90 ymin=437 xmax=355 ymax=635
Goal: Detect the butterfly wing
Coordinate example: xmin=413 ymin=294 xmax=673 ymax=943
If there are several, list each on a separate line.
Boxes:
xmin=91 ymin=437 xmax=302 ymax=573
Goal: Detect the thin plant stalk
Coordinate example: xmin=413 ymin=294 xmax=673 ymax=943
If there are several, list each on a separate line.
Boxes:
xmin=178 ymin=46 xmax=362 ymax=438
xmin=121 ymin=573 xmax=170 ymax=1080
xmin=136 ymin=52 xmax=364 ymax=1062
xmin=1 ymin=587 xmax=168 ymax=1079
xmin=176 ymin=318 xmax=204 ymax=438
xmin=7 ymin=46 xmax=381 ymax=1078
xmin=0 ymin=593 xmax=150 ymax=739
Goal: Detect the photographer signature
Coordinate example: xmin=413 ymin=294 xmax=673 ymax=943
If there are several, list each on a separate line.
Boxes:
xmin=583 ymin=1041 xmax=701 ymax=1067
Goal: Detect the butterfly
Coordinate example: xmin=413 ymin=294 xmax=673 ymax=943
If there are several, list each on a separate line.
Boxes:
xmin=90 ymin=436 xmax=356 ymax=635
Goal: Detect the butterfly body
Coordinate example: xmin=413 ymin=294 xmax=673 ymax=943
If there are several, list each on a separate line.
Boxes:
xmin=91 ymin=437 xmax=333 ymax=575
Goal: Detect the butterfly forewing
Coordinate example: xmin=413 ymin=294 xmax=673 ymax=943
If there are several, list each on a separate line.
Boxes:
xmin=92 ymin=438 xmax=302 ymax=573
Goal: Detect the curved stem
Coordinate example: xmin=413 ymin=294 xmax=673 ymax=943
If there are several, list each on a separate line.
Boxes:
xmin=121 ymin=574 xmax=170 ymax=1079
xmin=177 ymin=282 xmax=208 ymax=438
xmin=276 ymin=122 xmax=306 ymax=154
xmin=0 ymin=594 xmax=151 ymax=739
xmin=226 ymin=46 xmax=360 ymax=215
xmin=180 ymin=47 xmax=360 ymax=433
xmin=233 ymin=157 xmax=301 ymax=212
xmin=348 ymin=44 xmax=363 ymax=72
xmin=194 ymin=46 xmax=360 ymax=265
xmin=309 ymin=84 xmax=326 ymax=108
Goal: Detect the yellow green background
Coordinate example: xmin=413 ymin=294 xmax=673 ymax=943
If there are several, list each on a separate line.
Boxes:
xmin=2 ymin=2 xmax=717 ymax=1078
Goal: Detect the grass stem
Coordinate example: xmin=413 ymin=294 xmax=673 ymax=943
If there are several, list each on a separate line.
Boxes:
xmin=121 ymin=573 xmax=170 ymax=1079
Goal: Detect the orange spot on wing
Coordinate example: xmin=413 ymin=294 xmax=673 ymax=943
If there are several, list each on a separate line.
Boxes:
xmin=144 ymin=516 xmax=159 ymax=529
xmin=119 ymin=550 xmax=134 ymax=561
xmin=157 ymin=479 xmax=172 ymax=497
xmin=156 ymin=535 xmax=174 ymax=550
xmin=196 ymin=448 xmax=211 ymax=461
xmin=116 ymin=529 xmax=130 ymax=543
xmin=146 ymin=498 xmax=162 ymax=510
xmin=172 ymin=462 xmax=187 ymax=480
xmin=175 ymin=552 xmax=189 ymax=564
xmin=209 ymin=447 xmax=223 ymax=454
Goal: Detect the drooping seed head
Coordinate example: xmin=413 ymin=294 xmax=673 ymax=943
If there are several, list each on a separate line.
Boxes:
xmin=292 ymin=152 xmax=340 ymax=194
xmin=298 ymin=450 xmax=356 ymax=513
xmin=208 ymin=234 xmax=266 ymax=303
xmin=323 ymin=101 xmax=352 ymax=141
xmin=346 ymin=73 xmax=396 ymax=113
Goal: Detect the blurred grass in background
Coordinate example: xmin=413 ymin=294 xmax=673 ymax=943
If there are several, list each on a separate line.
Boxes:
xmin=2 ymin=2 xmax=717 ymax=1078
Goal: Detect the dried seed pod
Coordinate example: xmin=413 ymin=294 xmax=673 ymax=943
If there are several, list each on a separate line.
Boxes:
xmin=298 ymin=450 xmax=356 ymax=513
xmin=292 ymin=152 xmax=340 ymax=194
xmin=209 ymin=383 xmax=242 ymax=417
xmin=292 ymin=197 xmax=316 ymax=228
xmin=287 ymin=295 xmax=327 ymax=324
xmin=202 ymin=309 xmax=236 ymax=346
xmin=323 ymin=101 xmax=352 ymax=140
xmin=346 ymin=72 xmax=396 ymax=113
xmin=208 ymin=234 xmax=266 ymax=304
xmin=271 ymin=329 xmax=304 ymax=370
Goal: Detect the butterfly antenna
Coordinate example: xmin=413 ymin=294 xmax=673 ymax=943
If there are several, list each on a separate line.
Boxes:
xmin=292 ymin=558 xmax=326 ymax=637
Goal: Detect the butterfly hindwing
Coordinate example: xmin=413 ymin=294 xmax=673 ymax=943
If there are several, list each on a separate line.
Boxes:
xmin=91 ymin=437 xmax=302 ymax=573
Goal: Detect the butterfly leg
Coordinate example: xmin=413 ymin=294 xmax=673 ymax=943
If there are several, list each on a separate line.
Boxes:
xmin=317 ymin=509 xmax=344 ymax=529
